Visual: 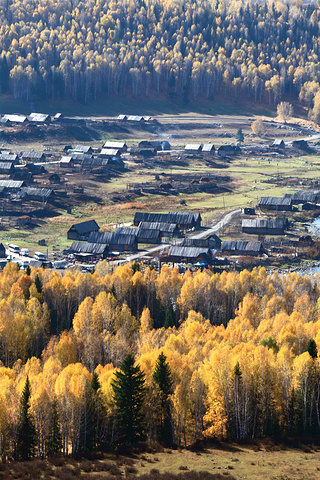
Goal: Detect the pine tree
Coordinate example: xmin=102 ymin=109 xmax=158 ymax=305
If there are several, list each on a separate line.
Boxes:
xmin=111 ymin=354 xmax=146 ymax=447
xmin=34 ymin=274 xmax=42 ymax=294
xmin=0 ymin=55 xmax=9 ymax=93
xmin=16 ymin=376 xmax=37 ymax=461
xmin=79 ymin=372 xmax=102 ymax=453
xmin=46 ymin=398 xmax=62 ymax=456
xmin=153 ymin=352 xmax=173 ymax=445
xmin=307 ymin=338 xmax=318 ymax=359
xmin=164 ymin=307 xmax=175 ymax=329
xmin=235 ymin=128 xmax=244 ymax=142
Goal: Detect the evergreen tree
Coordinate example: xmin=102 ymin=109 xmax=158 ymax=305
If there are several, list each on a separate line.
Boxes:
xmin=0 ymin=55 xmax=9 ymax=93
xmin=153 ymin=352 xmax=173 ymax=445
xmin=46 ymin=398 xmax=62 ymax=456
xmin=235 ymin=128 xmax=244 ymax=142
xmin=307 ymin=338 xmax=318 ymax=359
xmin=79 ymin=372 xmax=102 ymax=453
xmin=16 ymin=376 xmax=37 ymax=461
xmin=34 ymin=274 xmax=42 ymax=294
xmin=164 ymin=307 xmax=175 ymax=329
xmin=111 ymin=354 xmax=146 ymax=447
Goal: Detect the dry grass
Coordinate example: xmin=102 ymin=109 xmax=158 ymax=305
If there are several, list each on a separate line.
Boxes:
xmin=2 ymin=442 xmax=320 ymax=480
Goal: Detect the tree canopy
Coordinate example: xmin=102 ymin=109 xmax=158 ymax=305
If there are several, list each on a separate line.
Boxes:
xmin=0 ymin=0 xmax=319 ymax=109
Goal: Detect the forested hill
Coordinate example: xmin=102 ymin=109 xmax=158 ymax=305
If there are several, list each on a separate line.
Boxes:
xmin=0 ymin=0 xmax=320 ymax=108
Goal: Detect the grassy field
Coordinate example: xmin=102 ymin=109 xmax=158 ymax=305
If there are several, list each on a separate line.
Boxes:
xmin=2 ymin=441 xmax=320 ymax=479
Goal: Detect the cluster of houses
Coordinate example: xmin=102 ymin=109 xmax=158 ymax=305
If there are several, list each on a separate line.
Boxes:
xmin=117 ymin=115 xmax=152 ymax=123
xmin=65 ymin=211 xmax=272 ymax=265
xmin=258 ymin=190 xmax=320 ymax=212
xmin=0 ymin=112 xmax=85 ymax=126
xmin=184 ymin=144 xmax=241 ymax=157
xmin=0 ymin=179 xmax=55 ymax=203
xmin=272 ymin=139 xmax=309 ymax=151
xmin=66 ymin=212 xmax=204 ymax=261
xmin=60 ymin=142 xmax=126 ymax=170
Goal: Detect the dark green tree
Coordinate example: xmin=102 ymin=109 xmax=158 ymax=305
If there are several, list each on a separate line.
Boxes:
xmin=46 ymin=398 xmax=62 ymax=456
xmin=164 ymin=307 xmax=175 ymax=329
xmin=153 ymin=352 xmax=173 ymax=445
xmin=131 ymin=261 xmax=140 ymax=274
xmin=111 ymin=354 xmax=146 ymax=447
xmin=79 ymin=372 xmax=103 ymax=453
xmin=307 ymin=338 xmax=318 ymax=359
xmin=0 ymin=55 xmax=9 ymax=93
xmin=25 ymin=265 xmax=31 ymax=276
xmin=16 ymin=376 xmax=37 ymax=461
xmin=34 ymin=274 xmax=42 ymax=294
xmin=235 ymin=128 xmax=244 ymax=142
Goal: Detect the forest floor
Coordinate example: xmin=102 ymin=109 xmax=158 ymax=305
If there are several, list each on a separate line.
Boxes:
xmin=2 ymin=439 xmax=320 ymax=480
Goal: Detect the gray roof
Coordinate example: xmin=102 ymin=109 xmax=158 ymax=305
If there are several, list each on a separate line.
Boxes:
xmin=168 ymin=246 xmax=210 ymax=258
xmin=99 ymin=148 xmax=120 ymax=157
xmin=137 ymin=229 xmax=161 ymax=240
xmin=283 ymin=191 xmax=320 ymax=203
xmin=69 ymin=220 xmax=99 ymax=234
xmin=117 ymin=115 xmax=127 ymax=120
xmin=19 ymin=187 xmax=54 ymax=199
xmin=21 ymin=152 xmax=45 ymax=160
xmin=103 ymin=141 xmax=126 ymax=149
xmin=60 ymin=156 xmax=74 ymax=164
xmin=74 ymin=145 xmax=91 ymax=153
xmin=70 ymin=154 xmax=93 ymax=162
xmin=82 ymin=157 xmax=110 ymax=166
xmin=0 ymin=162 xmax=14 ymax=170
xmin=1 ymin=114 xmax=27 ymax=123
xmin=0 ymin=180 xmax=25 ymax=189
xmin=70 ymin=241 xmax=107 ymax=254
xmin=139 ymin=222 xmax=178 ymax=233
xmin=0 ymin=153 xmax=18 ymax=162
xmin=88 ymin=231 xmax=137 ymax=245
xmin=127 ymin=115 xmax=144 ymax=122
xmin=185 ymin=144 xmax=202 ymax=151
xmin=259 ymin=196 xmax=292 ymax=206
xmin=272 ymin=139 xmax=285 ymax=146
xmin=115 ymin=227 xmax=139 ymax=236
xmin=221 ymin=241 xmax=263 ymax=252
xmin=28 ymin=113 xmax=50 ymax=123
xmin=202 ymin=144 xmax=215 ymax=152
xmin=242 ymin=218 xmax=287 ymax=229
xmin=134 ymin=211 xmax=201 ymax=225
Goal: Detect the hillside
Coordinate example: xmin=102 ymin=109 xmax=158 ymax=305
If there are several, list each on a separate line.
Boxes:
xmin=0 ymin=0 xmax=319 ymax=118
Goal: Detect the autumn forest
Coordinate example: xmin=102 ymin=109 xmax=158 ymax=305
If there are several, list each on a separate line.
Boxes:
xmin=1 ymin=0 xmax=320 ymax=112
xmin=0 ymin=261 xmax=320 ymax=459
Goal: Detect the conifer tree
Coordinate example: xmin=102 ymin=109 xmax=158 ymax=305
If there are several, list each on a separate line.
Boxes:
xmin=34 ymin=274 xmax=42 ymax=294
xmin=307 ymin=338 xmax=318 ymax=359
xmin=16 ymin=376 xmax=37 ymax=461
xmin=153 ymin=352 xmax=173 ymax=445
xmin=46 ymin=398 xmax=62 ymax=456
xmin=79 ymin=372 xmax=102 ymax=453
xmin=235 ymin=128 xmax=244 ymax=142
xmin=111 ymin=353 xmax=146 ymax=447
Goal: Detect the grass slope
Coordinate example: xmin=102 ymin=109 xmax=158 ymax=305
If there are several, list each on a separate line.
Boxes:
xmin=0 ymin=94 xmax=276 ymax=117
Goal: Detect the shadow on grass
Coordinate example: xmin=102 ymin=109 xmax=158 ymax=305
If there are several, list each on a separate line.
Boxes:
xmin=0 ymin=93 xmax=276 ymax=118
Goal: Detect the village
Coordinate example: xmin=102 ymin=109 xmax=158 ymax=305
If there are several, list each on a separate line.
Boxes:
xmin=0 ymin=110 xmax=320 ymax=272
